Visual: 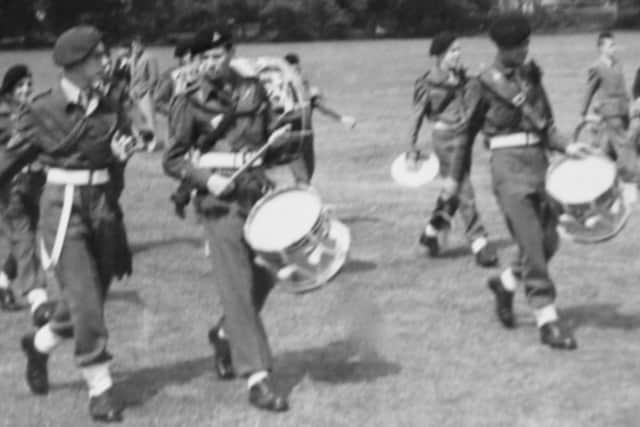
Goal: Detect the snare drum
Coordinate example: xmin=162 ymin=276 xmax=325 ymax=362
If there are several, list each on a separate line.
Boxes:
xmin=545 ymin=155 xmax=631 ymax=243
xmin=244 ymin=185 xmax=351 ymax=293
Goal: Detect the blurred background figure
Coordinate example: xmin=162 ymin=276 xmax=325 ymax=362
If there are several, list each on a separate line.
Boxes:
xmin=130 ymin=34 xmax=161 ymax=152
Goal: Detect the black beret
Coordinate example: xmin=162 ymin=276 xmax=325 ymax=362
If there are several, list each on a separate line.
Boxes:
xmin=53 ymin=26 xmax=103 ymax=67
xmin=489 ymin=12 xmax=531 ymax=49
xmin=191 ymin=27 xmax=233 ymax=56
xmin=284 ymin=53 xmax=300 ymax=65
xmin=430 ymin=32 xmax=457 ymax=56
xmin=0 ymin=64 xmax=31 ymax=96
xmin=174 ymin=39 xmax=192 ymax=58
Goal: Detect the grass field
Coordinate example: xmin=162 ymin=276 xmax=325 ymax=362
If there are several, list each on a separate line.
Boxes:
xmin=2 ymin=33 xmax=640 ymax=427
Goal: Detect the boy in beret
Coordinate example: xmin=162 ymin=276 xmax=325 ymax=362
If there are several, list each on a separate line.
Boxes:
xmin=459 ymin=13 xmax=592 ymax=350
xmin=283 ymin=52 xmax=356 ymax=181
xmin=409 ymin=32 xmax=498 ymax=267
xmin=164 ymin=26 xmax=291 ymax=412
xmin=0 ymin=25 xmax=142 ymax=422
xmin=130 ymin=34 xmax=161 ymax=152
xmin=580 ymin=31 xmax=636 ymax=181
xmin=0 ymin=64 xmax=48 ymax=314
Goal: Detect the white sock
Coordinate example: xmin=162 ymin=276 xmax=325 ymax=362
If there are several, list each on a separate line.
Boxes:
xmin=0 ymin=272 xmax=9 ymax=289
xmin=34 ymin=324 xmax=64 ymax=354
xmin=534 ymin=304 xmax=559 ymax=328
xmin=247 ymin=371 xmax=268 ymax=389
xmin=471 ymin=237 xmax=488 ymax=254
xmin=424 ymin=224 xmax=438 ymax=237
xmin=500 ymin=268 xmax=518 ymax=292
xmin=81 ymin=362 xmax=113 ymax=397
xmin=217 ymin=327 xmax=226 ymax=339
xmin=27 ymin=288 xmax=48 ymax=313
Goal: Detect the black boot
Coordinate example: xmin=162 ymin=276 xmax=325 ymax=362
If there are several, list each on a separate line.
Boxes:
xmin=418 ymin=230 xmax=440 ymax=256
xmin=248 ymin=376 xmax=289 ymax=412
xmin=473 ymin=240 xmax=499 ymax=268
xmin=32 ymin=300 xmax=57 ymax=327
xmin=540 ymin=321 xmax=577 ymax=350
xmin=487 ymin=276 xmax=515 ymax=328
xmin=207 ymin=326 xmax=235 ymax=380
xmin=89 ymin=387 xmax=124 ymax=423
xmin=0 ymin=288 xmax=22 ymax=311
xmin=20 ymin=332 xmax=49 ymax=395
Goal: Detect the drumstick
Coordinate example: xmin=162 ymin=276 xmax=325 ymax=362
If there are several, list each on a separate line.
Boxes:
xmin=218 ymin=124 xmax=292 ymax=193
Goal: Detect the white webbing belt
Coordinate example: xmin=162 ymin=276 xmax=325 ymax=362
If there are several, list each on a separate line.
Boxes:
xmin=489 ymin=132 xmax=541 ymax=150
xmin=40 ymin=168 xmax=110 ymax=270
xmin=196 ymin=152 xmax=264 ymax=169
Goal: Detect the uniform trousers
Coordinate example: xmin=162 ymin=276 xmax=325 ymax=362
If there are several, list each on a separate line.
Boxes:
xmin=491 ymin=148 xmax=559 ymax=309
xmin=202 ymin=202 xmax=275 ymax=377
xmin=42 ymin=183 xmax=131 ymax=367
xmin=0 ymin=171 xmax=46 ymax=294
xmin=429 ymin=127 xmax=486 ymax=242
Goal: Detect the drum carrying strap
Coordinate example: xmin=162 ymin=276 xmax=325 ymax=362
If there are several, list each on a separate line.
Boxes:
xmin=40 ymin=184 xmax=74 ymax=270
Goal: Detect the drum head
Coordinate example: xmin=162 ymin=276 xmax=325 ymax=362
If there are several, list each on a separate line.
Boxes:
xmin=245 ymin=187 xmax=323 ymax=252
xmin=546 ymin=156 xmax=616 ymax=204
xmin=390 ymin=152 xmax=439 ymax=188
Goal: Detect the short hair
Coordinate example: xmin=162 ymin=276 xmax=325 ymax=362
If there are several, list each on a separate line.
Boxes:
xmin=597 ymin=31 xmax=614 ymax=47
xmin=284 ymin=53 xmax=300 ymax=66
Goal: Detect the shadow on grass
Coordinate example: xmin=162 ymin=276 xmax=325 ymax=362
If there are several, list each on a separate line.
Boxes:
xmin=130 ymin=237 xmax=202 ymax=255
xmin=339 ymin=215 xmax=385 ymax=225
xmin=341 ymin=258 xmax=378 ymax=274
xmin=108 ymin=290 xmax=145 ymax=306
xmin=275 ymin=339 xmax=401 ymax=397
xmin=52 ymin=356 xmax=212 ymax=407
xmin=561 ymin=303 xmax=640 ymax=331
xmin=437 ymin=236 xmax=514 ymax=260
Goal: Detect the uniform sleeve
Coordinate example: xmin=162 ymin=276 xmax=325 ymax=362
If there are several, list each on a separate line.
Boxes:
xmin=580 ymin=66 xmax=601 ymax=116
xmin=148 ymin=56 xmax=160 ymax=93
xmin=409 ymin=76 xmax=432 ymax=146
xmin=539 ymin=85 xmax=569 ymax=152
xmin=0 ymin=107 xmax=41 ymax=185
xmin=633 ymin=67 xmax=640 ymax=100
xmin=449 ymin=77 xmax=486 ymax=183
xmin=154 ymin=73 xmax=174 ymax=116
xmin=162 ymin=96 xmax=211 ymax=189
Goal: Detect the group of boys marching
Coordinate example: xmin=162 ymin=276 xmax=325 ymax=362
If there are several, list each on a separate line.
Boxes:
xmin=1 ymin=9 xmax=638 ymax=425
xmin=412 ymin=14 xmax=640 ymax=352
xmin=0 ymin=19 xmax=349 ymax=422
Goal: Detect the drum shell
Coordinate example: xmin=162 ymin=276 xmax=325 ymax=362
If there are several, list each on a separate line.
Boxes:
xmin=545 ymin=157 xmax=629 ymax=243
xmin=244 ymin=185 xmax=350 ymax=293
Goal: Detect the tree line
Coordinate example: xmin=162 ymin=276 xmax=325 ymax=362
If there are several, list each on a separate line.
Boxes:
xmin=0 ymin=0 xmax=638 ymax=47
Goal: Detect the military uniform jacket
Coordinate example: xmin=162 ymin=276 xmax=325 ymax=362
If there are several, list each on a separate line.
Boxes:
xmin=0 ymin=95 xmax=44 ymax=208
xmin=581 ymin=57 xmax=629 ymax=118
xmin=0 ymin=79 xmax=132 ymax=186
xmin=462 ymin=58 xmax=568 ymax=195
xmin=410 ymin=66 xmax=471 ymax=145
xmin=163 ymin=70 xmax=274 ymax=213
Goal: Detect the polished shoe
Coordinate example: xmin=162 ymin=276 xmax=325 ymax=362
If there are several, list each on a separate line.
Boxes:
xmin=32 ymin=301 xmax=57 ymax=327
xmin=540 ymin=321 xmax=577 ymax=350
xmin=487 ymin=276 xmax=515 ymax=328
xmin=474 ymin=243 xmax=499 ymax=268
xmin=0 ymin=288 xmax=22 ymax=311
xmin=207 ymin=327 xmax=235 ymax=380
xmin=418 ymin=231 xmax=439 ymax=257
xmin=89 ymin=387 xmax=124 ymax=423
xmin=248 ymin=377 xmax=289 ymax=412
xmin=21 ymin=333 xmax=49 ymax=395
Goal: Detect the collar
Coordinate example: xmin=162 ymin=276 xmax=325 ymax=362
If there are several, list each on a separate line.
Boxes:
xmin=599 ymin=55 xmax=615 ymax=68
xmin=199 ymin=69 xmax=240 ymax=103
xmin=60 ymin=77 xmax=99 ymax=116
xmin=493 ymin=57 xmax=517 ymax=78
